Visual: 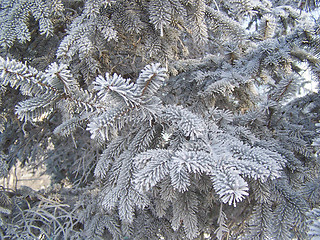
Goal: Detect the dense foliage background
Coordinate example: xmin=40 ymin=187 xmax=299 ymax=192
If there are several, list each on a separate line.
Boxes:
xmin=1 ymin=0 xmax=320 ymax=239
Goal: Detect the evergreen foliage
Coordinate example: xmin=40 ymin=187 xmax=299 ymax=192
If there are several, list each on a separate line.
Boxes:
xmin=0 ymin=0 xmax=320 ymax=239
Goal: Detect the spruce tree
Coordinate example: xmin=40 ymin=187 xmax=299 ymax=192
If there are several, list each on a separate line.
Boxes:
xmin=0 ymin=0 xmax=320 ymax=239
